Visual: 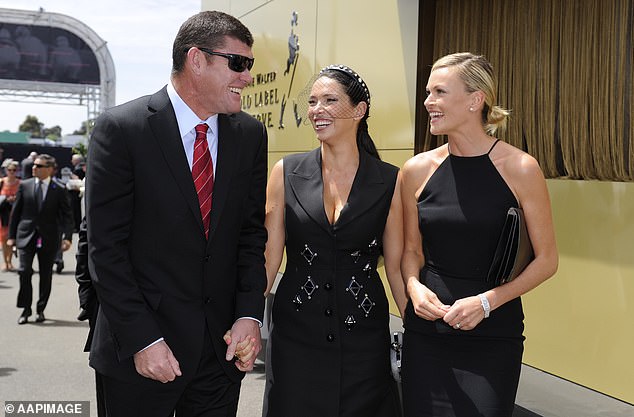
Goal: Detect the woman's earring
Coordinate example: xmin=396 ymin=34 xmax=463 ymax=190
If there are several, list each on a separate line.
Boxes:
xmin=469 ymin=107 xmax=474 ymax=112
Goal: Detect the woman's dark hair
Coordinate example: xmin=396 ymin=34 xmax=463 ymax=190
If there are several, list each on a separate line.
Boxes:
xmin=172 ymin=11 xmax=253 ymax=74
xmin=319 ymin=65 xmax=380 ymax=160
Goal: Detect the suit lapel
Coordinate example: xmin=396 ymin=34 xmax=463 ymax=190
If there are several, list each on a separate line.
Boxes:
xmin=148 ymin=88 xmax=204 ymax=235
xmin=332 ymin=150 xmax=388 ymax=231
xmin=288 ymin=149 xmax=332 ymax=234
xmin=207 ymin=114 xmax=240 ymax=243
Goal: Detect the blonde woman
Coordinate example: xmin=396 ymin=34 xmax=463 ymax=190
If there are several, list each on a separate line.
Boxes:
xmin=400 ymin=53 xmax=558 ymax=417
xmin=0 ymin=159 xmax=20 ymax=271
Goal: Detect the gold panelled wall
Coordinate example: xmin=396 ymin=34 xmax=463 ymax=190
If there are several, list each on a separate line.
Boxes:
xmin=424 ymin=0 xmax=634 ymax=403
xmin=425 ymin=0 xmax=634 ymax=181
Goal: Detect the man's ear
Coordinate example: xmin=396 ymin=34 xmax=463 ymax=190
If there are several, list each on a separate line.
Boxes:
xmin=188 ymin=48 xmax=205 ymax=76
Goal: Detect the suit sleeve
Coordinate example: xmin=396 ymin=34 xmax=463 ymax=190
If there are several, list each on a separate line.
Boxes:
xmin=234 ymin=122 xmax=268 ymax=322
xmin=75 ymin=216 xmax=97 ymax=314
xmin=86 ymin=111 xmax=163 ymax=360
xmin=57 ymin=183 xmax=74 ymax=242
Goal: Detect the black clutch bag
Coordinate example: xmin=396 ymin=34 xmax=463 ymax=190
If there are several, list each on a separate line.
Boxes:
xmin=486 ymin=207 xmax=535 ymax=286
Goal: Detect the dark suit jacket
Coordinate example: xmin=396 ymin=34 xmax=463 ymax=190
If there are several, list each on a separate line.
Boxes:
xmin=9 ymin=177 xmax=73 ymax=249
xmin=75 ymin=216 xmax=97 ymax=352
xmin=86 ymin=87 xmax=268 ymax=384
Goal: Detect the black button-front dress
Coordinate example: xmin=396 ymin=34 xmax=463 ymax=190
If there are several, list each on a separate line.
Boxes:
xmin=402 ymin=140 xmax=525 ymax=417
xmin=265 ymin=148 xmax=401 ymax=417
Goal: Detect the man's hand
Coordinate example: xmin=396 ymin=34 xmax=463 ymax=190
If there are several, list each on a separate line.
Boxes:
xmin=224 ymin=319 xmax=261 ymax=372
xmin=224 ymin=330 xmax=257 ymax=371
xmin=133 ymin=340 xmax=182 ymax=383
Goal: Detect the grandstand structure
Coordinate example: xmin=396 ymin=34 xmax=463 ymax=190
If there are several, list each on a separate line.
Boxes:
xmin=0 ymin=7 xmax=115 ymax=127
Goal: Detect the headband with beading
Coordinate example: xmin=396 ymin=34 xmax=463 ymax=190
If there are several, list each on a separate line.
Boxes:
xmin=319 ymin=64 xmax=371 ymax=108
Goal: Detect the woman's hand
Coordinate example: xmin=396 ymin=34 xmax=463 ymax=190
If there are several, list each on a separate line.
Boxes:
xmin=408 ymin=279 xmax=450 ymax=321
xmin=223 ymin=330 xmax=257 ymax=370
xmin=442 ymin=295 xmax=485 ymax=331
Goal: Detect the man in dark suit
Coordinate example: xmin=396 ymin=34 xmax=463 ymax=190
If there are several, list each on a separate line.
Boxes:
xmin=8 ymin=153 xmax=73 ymax=324
xmin=86 ymin=10 xmax=267 ymax=416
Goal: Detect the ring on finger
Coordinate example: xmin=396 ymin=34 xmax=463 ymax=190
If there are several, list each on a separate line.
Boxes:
xmin=454 ymin=323 xmax=461 ymax=329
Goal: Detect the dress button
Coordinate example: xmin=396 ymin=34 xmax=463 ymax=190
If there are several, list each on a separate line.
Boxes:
xmin=324 ymin=282 xmax=332 ymax=290
xmin=327 ymin=333 xmax=335 ymax=342
xmin=324 ymin=308 xmax=332 ymax=316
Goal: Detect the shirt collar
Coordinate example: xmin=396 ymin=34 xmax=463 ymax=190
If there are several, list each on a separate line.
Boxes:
xmin=167 ymin=80 xmax=219 ymax=138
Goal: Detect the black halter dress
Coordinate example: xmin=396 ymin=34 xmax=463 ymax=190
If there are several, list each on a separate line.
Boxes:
xmin=402 ymin=140 xmax=525 ymax=417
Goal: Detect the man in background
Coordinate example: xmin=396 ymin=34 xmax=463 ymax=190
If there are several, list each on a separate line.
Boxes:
xmin=8 ymin=154 xmax=73 ymax=324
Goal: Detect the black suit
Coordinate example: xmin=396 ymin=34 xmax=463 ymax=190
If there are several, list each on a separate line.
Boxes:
xmin=9 ymin=177 xmax=73 ymax=314
xmin=75 ymin=216 xmax=105 ymax=417
xmin=86 ymin=87 xmax=267 ymax=413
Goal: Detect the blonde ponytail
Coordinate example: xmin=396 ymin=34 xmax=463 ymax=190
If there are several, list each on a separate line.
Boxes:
xmin=485 ymin=105 xmax=511 ymax=135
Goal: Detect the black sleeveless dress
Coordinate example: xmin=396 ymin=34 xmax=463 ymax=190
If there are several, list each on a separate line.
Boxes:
xmin=402 ymin=141 xmax=525 ymax=417
xmin=265 ymin=148 xmax=402 ymax=417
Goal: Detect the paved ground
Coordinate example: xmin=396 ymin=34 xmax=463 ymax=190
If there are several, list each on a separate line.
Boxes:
xmin=0 ymin=240 xmax=265 ymax=416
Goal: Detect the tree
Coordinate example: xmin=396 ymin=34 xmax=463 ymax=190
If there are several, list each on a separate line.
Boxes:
xmin=42 ymin=125 xmax=62 ymax=140
xmin=72 ymin=120 xmax=90 ymax=136
xmin=72 ymin=142 xmax=87 ymax=157
xmin=19 ymin=115 xmax=44 ymax=137
xmin=73 ymin=119 xmax=96 ymax=136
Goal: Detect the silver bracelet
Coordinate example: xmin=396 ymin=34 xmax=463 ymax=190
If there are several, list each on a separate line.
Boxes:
xmin=478 ymin=293 xmax=490 ymax=318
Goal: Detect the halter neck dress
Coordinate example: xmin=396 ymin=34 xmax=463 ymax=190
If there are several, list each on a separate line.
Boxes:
xmin=402 ymin=140 xmax=525 ymax=417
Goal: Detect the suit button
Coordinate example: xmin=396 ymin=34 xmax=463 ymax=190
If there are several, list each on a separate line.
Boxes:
xmin=324 ymin=283 xmax=332 ymax=290
xmin=324 ymin=308 xmax=332 ymax=316
xmin=204 ymin=297 xmax=211 ymax=304
xmin=203 ymin=255 xmax=210 ymax=262
xmin=327 ymin=334 xmax=335 ymax=342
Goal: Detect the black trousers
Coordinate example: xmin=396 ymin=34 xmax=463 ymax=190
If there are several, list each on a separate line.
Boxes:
xmin=101 ymin=328 xmax=241 ymax=417
xmin=16 ymin=237 xmax=57 ymax=313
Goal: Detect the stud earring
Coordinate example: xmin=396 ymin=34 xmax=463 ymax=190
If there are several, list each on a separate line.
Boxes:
xmin=469 ymin=107 xmax=474 ymax=112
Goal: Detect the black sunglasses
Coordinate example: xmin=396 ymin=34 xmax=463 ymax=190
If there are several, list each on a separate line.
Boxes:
xmin=33 ymin=164 xmax=50 ymax=168
xmin=197 ymin=47 xmax=254 ymax=72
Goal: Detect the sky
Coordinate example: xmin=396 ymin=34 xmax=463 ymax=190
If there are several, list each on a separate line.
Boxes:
xmin=0 ymin=0 xmax=201 ymax=135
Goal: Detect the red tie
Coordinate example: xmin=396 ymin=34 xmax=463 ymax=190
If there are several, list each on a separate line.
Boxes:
xmin=193 ymin=123 xmax=214 ymax=238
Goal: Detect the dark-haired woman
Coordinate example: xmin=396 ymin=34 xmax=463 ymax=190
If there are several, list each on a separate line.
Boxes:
xmin=263 ymin=65 xmax=407 ymax=417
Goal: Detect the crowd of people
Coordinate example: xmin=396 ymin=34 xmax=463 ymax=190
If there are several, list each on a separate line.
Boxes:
xmin=2 ymin=9 xmax=559 ymax=417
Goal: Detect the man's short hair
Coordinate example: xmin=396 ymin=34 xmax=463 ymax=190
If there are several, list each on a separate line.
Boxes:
xmin=171 ymin=11 xmax=253 ymax=74
xmin=36 ymin=154 xmax=57 ymax=168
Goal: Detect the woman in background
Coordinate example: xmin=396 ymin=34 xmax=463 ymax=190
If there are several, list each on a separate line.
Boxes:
xmin=0 ymin=159 xmax=20 ymax=271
